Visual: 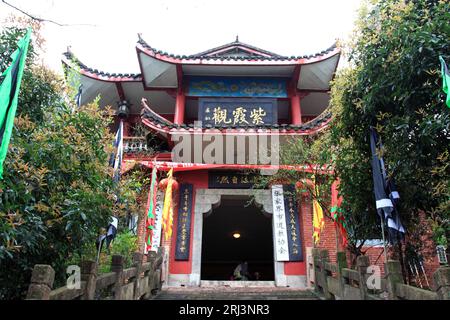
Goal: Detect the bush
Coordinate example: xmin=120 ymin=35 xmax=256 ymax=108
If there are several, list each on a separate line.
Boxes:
xmin=110 ymin=231 xmax=138 ymax=267
xmin=329 ymin=0 xmax=449 ymax=250
xmin=0 ymin=23 xmax=140 ymax=299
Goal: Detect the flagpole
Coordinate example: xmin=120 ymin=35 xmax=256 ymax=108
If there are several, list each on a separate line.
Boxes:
xmin=380 ymin=214 xmax=388 ymax=262
xmin=96 ymin=239 xmax=102 ymax=264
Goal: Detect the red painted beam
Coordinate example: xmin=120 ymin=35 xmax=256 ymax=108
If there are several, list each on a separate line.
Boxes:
xmin=123 ymin=160 xmax=334 ymax=175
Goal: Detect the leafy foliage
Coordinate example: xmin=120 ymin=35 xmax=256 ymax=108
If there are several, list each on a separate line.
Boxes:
xmin=110 ymin=231 xmax=139 ymax=267
xmin=328 ymin=0 xmax=449 ymax=252
xmin=263 ymin=0 xmax=449 ymax=262
xmin=0 ymin=22 xmax=140 ymax=299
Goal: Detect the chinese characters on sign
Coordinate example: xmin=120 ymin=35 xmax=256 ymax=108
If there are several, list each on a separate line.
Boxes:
xmin=208 ymin=172 xmax=256 ymax=189
xmin=199 ymin=98 xmax=277 ymax=127
xmin=271 ymin=185 xmax=303 ymax=261
xmin=175 ymin=184 xmax=194 ymax=261
xmin=188 ymin=76 xmax=288 ymax=98
xmin=272 ymin=185 xmax=290 ymax=261
xmin=149 ymin=191 xmax=164 ymax=252
xmin=283 ymin=185 xmax=303 ymax=261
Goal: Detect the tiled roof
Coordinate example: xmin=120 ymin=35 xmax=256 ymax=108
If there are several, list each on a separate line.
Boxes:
xmin=137 ymin=37 xmax=338 ymax=62
xmin=62 ymin=50 xmax=142 ymax=81
xmin=141 ymin=99 xmax=332 ymax=135
xmin=192 ymin=39 xmax=284 ymax=58
xmin=140 ymin=98 xmax=175 ymax=127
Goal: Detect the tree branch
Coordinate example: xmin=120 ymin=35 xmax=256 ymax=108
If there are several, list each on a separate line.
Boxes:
xmin=2 ymin=0 xmax=97 ymax=27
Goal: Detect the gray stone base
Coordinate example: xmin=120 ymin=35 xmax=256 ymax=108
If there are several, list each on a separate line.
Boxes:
xmin=200 ymin=281 xmax=275 ymax=288
xmin=167 ymin=274 xmax=200 ymax=287
xmin=274 ymin=273 xmax=307 ymax=288
xmin=285 ymin=275 xmax=308 ymax=288
xmin=167 ymin=275 xmax=307 ymax=289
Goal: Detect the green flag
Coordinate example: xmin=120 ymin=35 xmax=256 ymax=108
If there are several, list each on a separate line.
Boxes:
xmin=0 ymin=28 xmax=32 ymax=178
xmin=439 ymin=56 xmax=450 ymax=108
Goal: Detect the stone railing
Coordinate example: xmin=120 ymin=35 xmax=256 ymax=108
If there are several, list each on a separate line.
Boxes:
xmin=123 ymin=136 xmax=148 ymax=154
xmin=26 ymin=250 xmax=163 ymax=300
xmin=311 ymin=248 xmax=450 ymax=300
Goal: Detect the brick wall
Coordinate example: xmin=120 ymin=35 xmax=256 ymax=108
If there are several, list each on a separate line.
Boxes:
xmin=361 ymin=246 xmax=385 ymax=274
xmin=299 ymin=195 xmax=338 ymax=263
xmin=349 ymin=243 xmax=440 ymax=288
xmin=407 ymin=211 xmax=441 ymax=287
xmin=341 ymin=210 xmax=442 ymax=287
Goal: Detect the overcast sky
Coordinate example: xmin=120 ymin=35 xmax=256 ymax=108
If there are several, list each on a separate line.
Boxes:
xmin=0 ymin=0 xmax=363 ymax=74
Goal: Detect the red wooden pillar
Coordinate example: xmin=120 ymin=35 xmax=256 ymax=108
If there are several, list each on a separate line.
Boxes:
xmin=174 ymin=91 xmax=185 ymax=125
xmin=123 ymin=120 xmax=131 ymax=136
xmin=290 ymin=92 xmax=302 ymax=125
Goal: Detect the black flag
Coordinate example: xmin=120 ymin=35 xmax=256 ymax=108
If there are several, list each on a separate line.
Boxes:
xmin=370 ymin=128 xmax=393 ymax=217
xmin=369 ymin=128 xmax=405 ymax=243
xmin=386 ymin=178 xmax=405 ymax=243
xmin=74 ymin=84 xmax=83 ymax=108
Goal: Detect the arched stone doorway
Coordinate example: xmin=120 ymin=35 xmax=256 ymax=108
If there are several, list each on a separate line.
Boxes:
xmin=189 ymin=189 xmax=288 ymax=286
xmin=167 ymin=188 xmax=308 ymax=288
xmin=201 ymin=196 xmax=274 ymax=281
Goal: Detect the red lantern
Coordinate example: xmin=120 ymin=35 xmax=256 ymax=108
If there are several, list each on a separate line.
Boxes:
xmin=158 ymin=177 xmax=179 ymax=191
xmin=158 ymin=178 xmax=169 ymax=191
xmin=171 ymin=179 xmax=179 ymax=192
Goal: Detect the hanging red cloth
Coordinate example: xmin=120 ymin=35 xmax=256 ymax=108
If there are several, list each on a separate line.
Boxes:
xmin=145 ymin=166 xmax=158 ymax=252
xmin=331 ymin=180 xmax=348 ymax=248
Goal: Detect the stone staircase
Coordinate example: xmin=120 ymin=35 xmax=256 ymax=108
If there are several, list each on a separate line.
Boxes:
xmin=152 ymin=286 xmax=320 ymax=300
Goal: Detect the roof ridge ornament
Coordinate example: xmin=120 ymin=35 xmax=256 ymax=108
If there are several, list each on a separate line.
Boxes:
xmin=235 ymin=35 xmax=239 ymax=43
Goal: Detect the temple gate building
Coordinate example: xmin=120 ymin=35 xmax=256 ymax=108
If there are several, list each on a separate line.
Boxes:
xmin=62 ymin=37 xmax=343 ymax=288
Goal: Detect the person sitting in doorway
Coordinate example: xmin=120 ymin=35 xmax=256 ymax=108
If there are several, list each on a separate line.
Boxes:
xmin=233 ymin=261 xmax=250 ymax=281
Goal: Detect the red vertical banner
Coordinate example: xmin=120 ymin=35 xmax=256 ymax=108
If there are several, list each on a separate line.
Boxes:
xmin=331 ymin=179 xmax=348 ymax=248
xmin=145 ymin=167 xmax=158 ymax=252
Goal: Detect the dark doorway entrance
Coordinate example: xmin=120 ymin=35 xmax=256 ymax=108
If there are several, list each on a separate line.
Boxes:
xmin=201 ymin=197 xmax=274 ymax=281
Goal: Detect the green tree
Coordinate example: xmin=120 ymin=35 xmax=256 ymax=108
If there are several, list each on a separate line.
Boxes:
xmin=328 ymin=0 xmax=449 ymax=260
xmin=267 ymin=0 xmax=449 ymax=266
xmin=0 ymin=22 xmax=139 ymax=299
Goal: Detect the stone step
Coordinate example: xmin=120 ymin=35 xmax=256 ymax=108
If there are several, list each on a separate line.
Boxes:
xmin=152 ymin=287 xmax=319 ymax=300
xmin=154 ymin=295 xmax=317 ymax=300
xmin=200 ymin=280 xmax=276 ymax=288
